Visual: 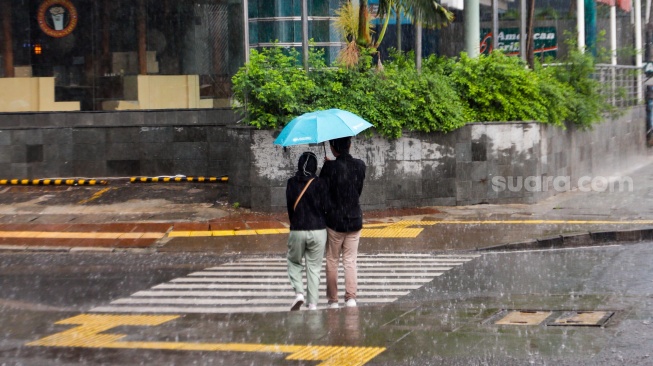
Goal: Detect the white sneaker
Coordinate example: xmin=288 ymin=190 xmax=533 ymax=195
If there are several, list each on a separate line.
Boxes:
xmin=307 ymin=303 xmax=317 ymax=310
xmin=345 ymin=299 xmax=357 ymax=307
xmin=328 ymin=302 xmax=339 ymax=309
xmin=290 ymin=293 xmax=304 ymax=311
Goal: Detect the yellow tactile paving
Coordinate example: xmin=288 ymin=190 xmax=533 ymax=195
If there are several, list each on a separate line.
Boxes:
xmin=28 ymin=314 xmax=385 ymax=366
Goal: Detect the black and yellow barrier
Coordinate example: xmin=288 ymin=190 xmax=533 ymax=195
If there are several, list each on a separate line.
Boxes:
xmin=129 ymin=176 xmax=229 ymax=183
xmin=0 ymin=179 xmax=108 ymax=186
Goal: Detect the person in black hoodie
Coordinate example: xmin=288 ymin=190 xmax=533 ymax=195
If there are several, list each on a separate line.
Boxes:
xmin=286 ymin=151 xmax=328 ymax=311
xmin=319 ymin=137 xmax=366 ymax=308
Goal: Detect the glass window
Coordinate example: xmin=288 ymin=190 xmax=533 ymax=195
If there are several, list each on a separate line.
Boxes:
xmin=0 ymin=0 xmax=245 ymax=112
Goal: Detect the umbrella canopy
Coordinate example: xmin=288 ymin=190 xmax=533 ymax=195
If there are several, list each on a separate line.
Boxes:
xmin=273 ymin=109 xmax=373 ymax=147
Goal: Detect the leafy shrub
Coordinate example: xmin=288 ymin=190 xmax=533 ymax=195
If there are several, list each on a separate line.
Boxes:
xmin=543 ymin=41 xmax=611 ymax=128
xmin=231 ymin=44 xmax=609 ymax=138
xmin=231 ymin=47 xmax=315 ymax=129
xmin=443 ymin=51 xmax=550 ymax=123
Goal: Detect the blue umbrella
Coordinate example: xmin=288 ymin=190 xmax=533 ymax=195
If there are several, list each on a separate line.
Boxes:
xmin=273 ymin=109 xmax=373 ymax=147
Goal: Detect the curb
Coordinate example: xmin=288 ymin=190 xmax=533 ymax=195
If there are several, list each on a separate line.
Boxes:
xmin=0 ymin=176 xmax=228 ymax=186
xmin=0 ymin=179 xmax=108 ymax=186
xmin=479 ymin=228 xmax=653 ymax=252
xmin=0 ymin=244 xmax=157 ymax=254
xmin=2 ymin=227 xmax=652 ymax=254
xmin=130 ymin=176 xmax=228 ymax=183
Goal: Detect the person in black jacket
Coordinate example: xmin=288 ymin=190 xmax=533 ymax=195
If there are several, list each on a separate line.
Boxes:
xmin=319 ymin=137 xmax=366 ymax=308
xmin=286 ymin=151 xmax=328 ymax=311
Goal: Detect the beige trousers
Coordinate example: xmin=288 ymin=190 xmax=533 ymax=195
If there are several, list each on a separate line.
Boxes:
xmin=325 ymin=227 xmax=361 ymax=303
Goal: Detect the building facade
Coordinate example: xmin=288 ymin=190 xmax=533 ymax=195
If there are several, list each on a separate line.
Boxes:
xmin=0 ymin=0 xmax=345 ymax=113
xmin=0 ymin=0 xmax=639 ymax=114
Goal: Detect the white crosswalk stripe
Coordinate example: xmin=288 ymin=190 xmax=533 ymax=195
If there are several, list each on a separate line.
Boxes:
xmin=91 ymin=253 xmax=480 ymax=314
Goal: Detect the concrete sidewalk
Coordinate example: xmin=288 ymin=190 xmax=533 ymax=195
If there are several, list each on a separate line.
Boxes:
xmin=0 ymin=159 xmax=652 ymax=253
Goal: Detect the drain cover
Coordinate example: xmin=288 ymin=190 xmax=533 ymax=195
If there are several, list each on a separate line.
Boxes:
xmin=495 ymin=310 xmax=553 ymax=325
xmin=549 ymin=311 xmax=614 ymax=326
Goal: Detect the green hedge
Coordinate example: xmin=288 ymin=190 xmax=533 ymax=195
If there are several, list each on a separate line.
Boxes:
xmin=232 ymin=46 xmax=610 ymax=139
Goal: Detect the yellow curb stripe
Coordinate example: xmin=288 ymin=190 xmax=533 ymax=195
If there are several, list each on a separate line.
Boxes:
xmin=234 ymin=230 xmax=257 ymax=236
xmin=27 ymin=314 xmax=385 ymax=365
xmin=117 ymin=233 xmax=144 ymax=239
xmin=189 ymin=231 xmax=213 ymax=237
xmin=211 ymin=230 xmax=236 ymax=236
xmin=254 ymin=229 xmax=283 ymax=235
xmin=163 ymin=219 xmax=653 ymax=239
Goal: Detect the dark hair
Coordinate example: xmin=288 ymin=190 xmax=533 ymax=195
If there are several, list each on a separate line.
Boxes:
xmin=297 ymin=151 xmax=318 ymax=176
xmin=329 ymin=137 xmax=351 ymax=154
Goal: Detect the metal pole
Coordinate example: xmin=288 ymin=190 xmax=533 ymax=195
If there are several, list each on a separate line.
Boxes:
xmin=301 ymin=0 xmax=309 ymax=72
xmin=396 ymin=10 xmax=402 ymax=51
xmin=492 ymin=0 xmax=499 ymax=52
xmin=415 ymin=17 xmax=422 ymax=71
xmin=636 ymin=0 xmax=644 ymax=101
xmin=243 ymin=0 xmax=250 ymax=64
xmin=611 ymin=3 xmax=617 ymax=65
xmin=520 ymin=0 xmax=527 ymax=60
xmin=577 ymin=0 xmax=585 ymax=52
xmin=464 ymin=0 xmax=480 ymax=58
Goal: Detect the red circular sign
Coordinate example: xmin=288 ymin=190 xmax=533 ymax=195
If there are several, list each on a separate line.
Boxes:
xmin=37 ymin=0 xmax=78 ymax=38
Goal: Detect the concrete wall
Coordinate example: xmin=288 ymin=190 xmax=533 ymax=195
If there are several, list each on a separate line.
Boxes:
xmin=0 ymin=109 xmax=239 ymax=178
xmin=0 ymin=106 xmax=648 ymax=212
xmin=229 ymin=106 xmax=649 ymax=212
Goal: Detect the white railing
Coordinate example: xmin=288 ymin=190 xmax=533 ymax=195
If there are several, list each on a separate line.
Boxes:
xmin=594 ymin=64 xmax=642 ymax=107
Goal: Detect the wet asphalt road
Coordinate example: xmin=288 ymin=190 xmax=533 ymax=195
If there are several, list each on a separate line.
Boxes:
xmin=1 ymin=242 xmax=653 ymax=365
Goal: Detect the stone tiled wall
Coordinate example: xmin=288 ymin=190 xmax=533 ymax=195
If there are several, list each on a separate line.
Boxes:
xmin=230 ymin=106 xmax=649 ymax=212
xmin=0 ymin=109 xmax=239 ymax=178
xmin=0 ymin=106 xmax=648 ymax=212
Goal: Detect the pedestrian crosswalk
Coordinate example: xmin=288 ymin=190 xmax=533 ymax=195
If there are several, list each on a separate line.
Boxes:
xmin=91 ymin=253 xmax=480 ymax=314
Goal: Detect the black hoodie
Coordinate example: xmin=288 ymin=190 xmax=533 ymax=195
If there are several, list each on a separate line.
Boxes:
xmin=319 ymin=153 xmax=366 ymax=232
xmin=285 ymin=154 xmax=328 ymax=231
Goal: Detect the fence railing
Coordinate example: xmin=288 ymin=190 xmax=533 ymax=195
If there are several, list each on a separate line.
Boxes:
xmin=594 ymin=64 xmax=642 ymax=107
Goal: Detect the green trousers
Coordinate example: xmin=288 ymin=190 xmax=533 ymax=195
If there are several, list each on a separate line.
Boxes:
xmin=287 ymin=229 xmax=327 ymax=305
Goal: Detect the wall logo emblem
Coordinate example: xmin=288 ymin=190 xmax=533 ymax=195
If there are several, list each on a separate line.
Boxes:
xmin=37 ymin=0 xmax=78 ymax=38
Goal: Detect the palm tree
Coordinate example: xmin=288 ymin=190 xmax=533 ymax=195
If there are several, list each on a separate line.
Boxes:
xmin=335 ymin=1 xmax=453 ymax=68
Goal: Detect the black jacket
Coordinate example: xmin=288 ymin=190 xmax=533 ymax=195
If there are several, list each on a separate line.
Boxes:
xmin=286 ymin=174 xmax=327 ymax=231
xmin=319 ymin=153 xmax=366 ymax=232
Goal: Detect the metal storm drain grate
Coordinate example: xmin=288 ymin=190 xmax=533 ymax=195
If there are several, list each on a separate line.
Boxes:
xmin=491 ymin=310 xmax=616 ymax=327
xmin=548 ymin=311 xmax=614 ymax=327
xmin=494 ymin=310 xmax=553 ymax=325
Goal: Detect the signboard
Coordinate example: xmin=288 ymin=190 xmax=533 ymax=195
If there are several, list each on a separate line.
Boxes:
xmin=480 ymin=27 xmax=557 ymax=58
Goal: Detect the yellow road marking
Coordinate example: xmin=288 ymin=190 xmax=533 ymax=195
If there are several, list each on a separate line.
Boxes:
xmin=78 ymin=187 xmax=112 ymax=205
xmin=163 ymin=219 xmax=653 ymax=239
xmin=28 ymin=314 xmax=385 ymax=366
xmin=1 ymin=220 xmax=650 ymax=241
